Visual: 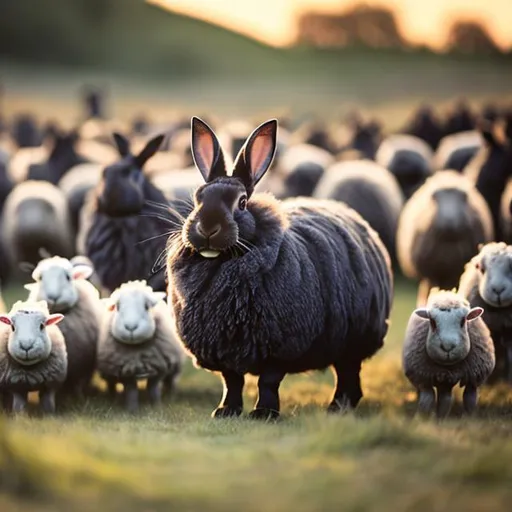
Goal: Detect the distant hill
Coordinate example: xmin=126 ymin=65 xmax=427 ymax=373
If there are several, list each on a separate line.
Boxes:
xmin=0 ymin=0 xmax=286 ymax=76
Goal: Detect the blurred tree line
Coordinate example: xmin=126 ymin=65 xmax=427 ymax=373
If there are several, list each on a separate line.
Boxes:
xmin=297 ymin=4 xmax=504 ymax=55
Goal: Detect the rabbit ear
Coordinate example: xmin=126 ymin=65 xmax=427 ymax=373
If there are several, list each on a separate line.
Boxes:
xmin=232 ymin=119 xmax=278 ymax=196
xmin=191 ymin=117 xmax=227 ymax=182
xmin=113 ymin=132 xmax=131 ymax=157
xmin=134 ymin=134 xmax=165 ymax=169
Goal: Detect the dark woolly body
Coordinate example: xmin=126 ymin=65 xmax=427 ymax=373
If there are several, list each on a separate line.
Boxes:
xmin=168 ymin=194 xmax=392 ymax=376
xmin=82 ymin=181 xmax=190 ymax=293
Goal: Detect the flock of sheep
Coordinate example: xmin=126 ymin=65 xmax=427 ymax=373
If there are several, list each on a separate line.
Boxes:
xmin=0 ymin=93 xmax=511 ymax=420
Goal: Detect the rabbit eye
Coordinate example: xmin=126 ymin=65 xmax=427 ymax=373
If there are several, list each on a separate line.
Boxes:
xmin=238 ymin=196 xmax=247 ymax=211
xmin=429 ymin=318 xmax=437 ymax=331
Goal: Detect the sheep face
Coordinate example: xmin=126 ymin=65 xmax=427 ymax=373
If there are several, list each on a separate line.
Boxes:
xmin=109 ymin=289 xmax=166 ymax=345
xmin=0 ymin=309 xmax=63 ymax=365
xmin=414 ymin=306 xmax=483 ymax=365
xmin=478 ymin=249 xmax=512 ymax=308
xmin=28 ymin=258 xmax=93 ymax=313
xmin=429 ymin=187 xmax=470 ymax=239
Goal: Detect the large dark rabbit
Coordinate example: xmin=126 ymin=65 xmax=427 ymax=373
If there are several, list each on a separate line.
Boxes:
xmin=166 ymin=117 xmax=393 ymax=420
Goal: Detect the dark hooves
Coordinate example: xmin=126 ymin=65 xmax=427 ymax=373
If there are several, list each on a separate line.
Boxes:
xmin=211 ymin=406 xmax=243 ymax=419
xmin=248 ymin=408 xmax=280 ymax=421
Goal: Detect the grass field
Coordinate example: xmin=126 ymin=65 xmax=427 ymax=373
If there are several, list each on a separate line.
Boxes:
xmin=1 ymin=277 xmax=512 ymax=512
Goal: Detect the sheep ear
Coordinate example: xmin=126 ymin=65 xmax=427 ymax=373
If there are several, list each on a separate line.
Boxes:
xmin=232 ymin=119 xmax=278 ymax=196
xmin=46 ymin=314 xmax=64 ymax=326
xmin=0 ymin=316 xmax=12 ymax=326
xmin=71 ymin=265 xmax=93 ymax=281
xmin=24 ymin=283 xmax=38 ymax=292
xmin=467 ymin=307 xmax=484 ymax=321
xmin=113 ymin=132 xmax=131 ymax=157
xmin=19 ymin=261 xmax=35 ymax=274
xmin=150 ymin=292 xmax=166 ymax=306
xmin=134 ymin=134 xmax=165 ymax=169
xmin=414 ymin=308 xmax=430 ymax=319
xmin=191 ymin=117 xmax=226 ymax=182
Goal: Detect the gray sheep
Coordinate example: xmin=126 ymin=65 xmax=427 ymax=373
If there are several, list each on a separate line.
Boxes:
xmin=459 ymin=242 xmax=512 ymax=383
xmin=314 ymin=160 xmax=404 ymax=265
xmin=97 ymin=280 xmax=184 ymax=412
xmin=402 ymin=290 xmax=494 ymax=418
xmin=1 ymin=180 xmax=74 ymax=270
xmin=397 ymin=170 xmax=494 ymax=306
xmin=26 ymin=256 xmax=101 ymax=399
xmin=166 ymin=117 xmax=392 ymax=420
xmin=0 ymin=300 xmax=67 ymax=413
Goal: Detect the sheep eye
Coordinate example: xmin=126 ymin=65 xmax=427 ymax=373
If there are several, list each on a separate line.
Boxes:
xmin=238 ymin=196 xmax=247 ymax=211
xmin=10 ymin=324 xmax=15 ymax=332
xmin=429 ymin=318 xmax=437 ymax=330
xmin=144 ymin=303 xmax=150 ymax=311
xmin=66 ymin=274 xmax=71 ymax=282
xmin=476 ymin=262 xmax=485 ymax=274
xmin=460 ymin=317 xmax=466 ymax=328
xmin=40 ymin=323 xmax=44 ymax=331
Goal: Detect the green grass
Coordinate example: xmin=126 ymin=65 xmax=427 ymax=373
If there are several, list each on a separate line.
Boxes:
xmin=2 ymin=277 xmax=512 ymax=511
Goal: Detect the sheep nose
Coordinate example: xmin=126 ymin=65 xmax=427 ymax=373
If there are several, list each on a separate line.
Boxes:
xmin=124 ymin=322 xmax=138 ymax=332
xmin=19 ymin=339 xmax=34 ymax=351
xmin=493 ymin=285 xmax=505 ymax=296
xmin=196 ymin=223 xmax=221 ymax=238
xmin=441 ymin=341 xmax=456 ymax=353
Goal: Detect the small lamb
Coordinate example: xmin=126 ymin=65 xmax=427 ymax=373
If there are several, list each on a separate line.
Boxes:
xmin=0 ymin=300 xmax=67 ymax=413
xmin=97 ymin=280 xmax=184 ymax=412
xmin=402 ymin=290 xmax=495 ymax=418
xmin=26 ymin=256 xmax=102 ymax=398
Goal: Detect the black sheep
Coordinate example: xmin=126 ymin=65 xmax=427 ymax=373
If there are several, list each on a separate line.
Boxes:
xmin=403 ymin=104 xmax=444 ymax=150
xmin=79 ymin=133 xmax=187 ymax=293
xmin=11 ymin=114 xmax=41 ymax=148
xmin=167 ymin=117 xmax=393 ymax=420
xmin=444 ymin=100 xmax=476 ymax=136
xmin=465 ymin=119 xmax=512 ymax=241
xmin=0 ymin=161 xmax=13 ymax=283
xmin=27 ymin=128 xmax=88 ymax=185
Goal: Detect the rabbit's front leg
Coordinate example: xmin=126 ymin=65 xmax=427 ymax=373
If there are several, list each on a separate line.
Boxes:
xmin=212 ymin=370 xmax=244 ymax=418
xmin=248 ymin=367 xmax=285 ymax=421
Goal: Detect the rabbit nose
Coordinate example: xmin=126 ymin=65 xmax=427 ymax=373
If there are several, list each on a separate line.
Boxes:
xmin=196 ymin=223 xmax=221 ymax=238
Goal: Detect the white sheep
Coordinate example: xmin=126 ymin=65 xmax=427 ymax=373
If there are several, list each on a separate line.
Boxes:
xmin=403 ymin=290 xmax=495 ymax=418
xmin=0 ymin=300 xmax=67 ymax=413
xmin=97 ymin=280 xmax=184 ymax=412
xmin=26 ymin=256 xmax=102 ymax=398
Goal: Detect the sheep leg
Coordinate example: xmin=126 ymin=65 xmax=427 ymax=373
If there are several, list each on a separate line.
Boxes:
xmin=147 ymin=377 xmax=162 ymax=406
xmin=416 ymin=280 xmax=431 ymax=307
xmin=40 ymin=389 xmax=56 ymax=414
xmin=1 ymin=391 xmax=12 ymax=412
xmin=436 ymin=384 xmax=453 ymax=419
xmin=212 ymin=371 xmax=244 ymax=418
xmin=106 ymin=378 xmax=118 ymax=400
xmin=124 ymin=380 xmax=139 ymax=413
xmin=11 ymin=392 xmax=27 ymax=414
xmin=162 ymin=368 xmax=180 ymax=398
xmin=248 ymin=368 xmax=285 ymax=420
xmin=416 ymin=387 xmax=435 ymax=417
xmin=328 ymin=360 xmax=363 ymax=413
xmin=504 ymin=344 xmax=512 ymax=384
xmin=463 ymin=384 xmax=478 ymax=415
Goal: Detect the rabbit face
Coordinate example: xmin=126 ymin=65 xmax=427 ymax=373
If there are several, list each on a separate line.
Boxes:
xmin=184 ymin=178 xmax=255 ymax=254
xmin=182 ymin=117 xmax=278 ymax=259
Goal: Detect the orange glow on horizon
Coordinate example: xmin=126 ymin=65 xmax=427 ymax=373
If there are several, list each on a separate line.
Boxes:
xmin=156 ymin=0 xmax=512 ymax=51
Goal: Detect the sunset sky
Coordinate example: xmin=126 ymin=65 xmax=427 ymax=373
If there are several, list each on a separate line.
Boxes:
xmin=160 ymin=0 xmax=511 ymax=50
